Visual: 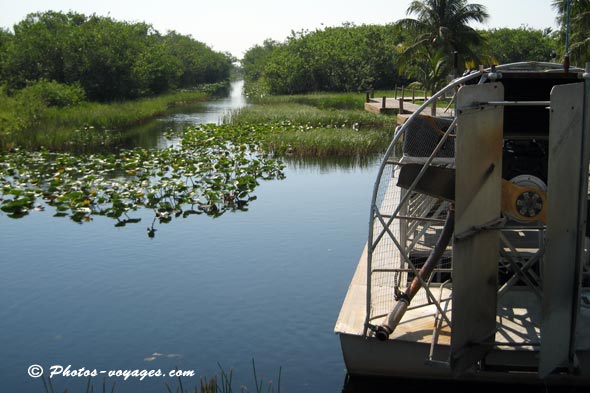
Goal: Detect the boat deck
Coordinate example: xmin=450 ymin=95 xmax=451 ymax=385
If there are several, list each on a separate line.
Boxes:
xmin=334 ymin=244 xmax=555 ymax=350
xmin=335 ymin=240 xmax=590 ymax=382
xmin=335 ymin=156 xmax=590 ymax=352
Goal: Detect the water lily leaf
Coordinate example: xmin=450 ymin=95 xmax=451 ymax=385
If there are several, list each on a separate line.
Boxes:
xmin=0 ymin=121 xmax=286 ymax=231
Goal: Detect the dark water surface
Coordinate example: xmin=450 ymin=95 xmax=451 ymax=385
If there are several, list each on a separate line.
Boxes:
xmin=0 ymin=82 xmax=379 ymax=392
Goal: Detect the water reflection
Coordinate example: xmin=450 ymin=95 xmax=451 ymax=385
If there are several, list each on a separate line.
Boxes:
xmin=283 ymin=155 xmax=379 ymax=171
xmin=0 ymin=155 xmax=381 ymax=393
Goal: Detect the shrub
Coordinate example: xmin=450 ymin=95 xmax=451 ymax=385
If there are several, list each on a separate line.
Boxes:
xmin=16 ymin=79 xmax=86 ymax=108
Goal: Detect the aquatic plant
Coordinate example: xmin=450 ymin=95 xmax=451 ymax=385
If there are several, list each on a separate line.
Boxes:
xmin=0 ymin=123 xmax=285 ymax=236
xmin=228 ymin=98 xmax=395 ymax=157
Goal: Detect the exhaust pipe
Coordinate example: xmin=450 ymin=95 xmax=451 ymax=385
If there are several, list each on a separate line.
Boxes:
xmin=376 ymin=204 xmax=455 ymax=341
xmin=376 ymin=298 xmax=409 ymax=341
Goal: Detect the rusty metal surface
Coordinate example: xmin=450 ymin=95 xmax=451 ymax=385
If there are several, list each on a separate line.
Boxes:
xmin=451 ymin=82 xmax=504 ymax=376
xmin=540 ymin=81 xmax=587 ymax=377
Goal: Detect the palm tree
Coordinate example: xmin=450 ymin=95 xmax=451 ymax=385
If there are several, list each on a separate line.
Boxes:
xmin=395 ymin=0 xmax=489 ymax=83
xmin=400 ymin=46 xmax=449 ymax=94
xmin=552 ymin=0 xmax=590 ymax=65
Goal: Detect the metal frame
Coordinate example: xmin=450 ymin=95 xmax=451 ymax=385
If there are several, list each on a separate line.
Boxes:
xmin=365 ymin=71 xmax=483 ymax=335
xmin=364 ymin=62 xmax=589 ymax=379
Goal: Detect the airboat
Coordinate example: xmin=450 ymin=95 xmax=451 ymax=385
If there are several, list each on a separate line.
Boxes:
xmin=335 ymin=61 xmax=590 ymax=385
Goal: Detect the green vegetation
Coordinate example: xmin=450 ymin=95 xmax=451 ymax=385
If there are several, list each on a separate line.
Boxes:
xmin=229 ymin=93 xmax=395 ymax=157
xmin=0 ymin=121 xmax=285 ymax=235
xmin=243 ymin=1 xmax=588 ymax=98
xmin=396 ymin=0 xmax=489 ymax=65
xmin=552 ymin=0 xmax=590 ymax=64
xmin=0 ymin=11 xmax=232 ymax=101
xmin=0 ymin=91 xmax=394 ymax=231
xmin=479 ymin=27 xmax=558 ymax=65
xmin=0 ymin=82 xmax=227 ymax=151
xmin=0 ymin=11 xmax=234 ymax=150
xmin=242 ymin=24 xmax=405 ymax=95
xmin=393 ymin=0 xmax=489 ymax=92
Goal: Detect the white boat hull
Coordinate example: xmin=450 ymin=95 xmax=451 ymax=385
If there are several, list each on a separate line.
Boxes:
xmin=339 ymin=332 xmax=590 ymax=386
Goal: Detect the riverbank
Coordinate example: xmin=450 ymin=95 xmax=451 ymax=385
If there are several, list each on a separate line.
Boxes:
xmin=1 ymin=84 xmax=397 ymax=157
xmin=0 ymin=82 xmax=229 ymax=152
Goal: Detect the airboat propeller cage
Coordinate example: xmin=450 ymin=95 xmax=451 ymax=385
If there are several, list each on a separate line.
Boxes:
xmin=364 ymin=62 xmax=590 ymax=379
xmin=376 ymin=206 xmax=455 ymax=341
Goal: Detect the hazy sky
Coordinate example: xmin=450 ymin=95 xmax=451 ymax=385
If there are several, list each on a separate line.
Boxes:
xmin=0 ymin=0 xmax=559 ymax=58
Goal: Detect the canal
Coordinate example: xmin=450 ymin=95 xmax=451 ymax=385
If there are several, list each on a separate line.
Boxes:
xmin=0 ymin=81 xmax=380 ymax=392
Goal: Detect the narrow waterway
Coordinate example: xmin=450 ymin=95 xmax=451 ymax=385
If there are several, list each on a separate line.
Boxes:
xmin=120 ymin=80 xmax=248 ymax=149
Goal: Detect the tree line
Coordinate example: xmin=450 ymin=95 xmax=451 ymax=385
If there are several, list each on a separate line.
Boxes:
xmin=243 ymin=0 xmax=589 ymax=96
xmin=243 ymin=24 xmax=404 ymax=95
xmin=0 ymin=11 xmax=232 ymax=102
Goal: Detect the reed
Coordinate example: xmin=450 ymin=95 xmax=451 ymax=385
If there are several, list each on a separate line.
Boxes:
xmin=229 ymin=93 xmax=396 ymax=157
xmin=39 ymin=360 xmax=281 ymax=393
xmin=264 ymin=126 xmax=391 ymax=157
xmin=230 ymin=103 xmax=392 ymax=129
xmin=1 ymin=85 xmax=226 ymax=151
xmin=249 ymin=92 xmax=365 ymax=110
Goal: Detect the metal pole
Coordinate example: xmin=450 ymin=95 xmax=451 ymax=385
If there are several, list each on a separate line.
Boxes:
xmin=564 ymin=0 xmax=572 ymax=72
xmin=566 ymin=0 xmax=571 ymax=56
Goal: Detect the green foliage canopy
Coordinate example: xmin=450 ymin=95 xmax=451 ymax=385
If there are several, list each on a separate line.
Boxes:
xmin=242 ymin=24 xmax=404 ymax=95
xmin=395 ymin=0 xmax=489 ymax=64
xmin=0 ymin=11 xmax=232 ymax=101
xmin=552 ymin=0 xmax=590 ymax=65
xmin=480 ymin=27 xmax=558 ymax=65
xmin=393 ymin=0 xmax=489 ymax=92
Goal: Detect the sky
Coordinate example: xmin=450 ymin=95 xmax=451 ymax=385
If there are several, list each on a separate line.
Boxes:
xmin=0 ymin=0 xmax=560 ymax=59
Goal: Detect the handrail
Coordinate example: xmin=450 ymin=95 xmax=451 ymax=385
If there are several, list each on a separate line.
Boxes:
xmin=490 ymin=61 xmax=584 ymax=72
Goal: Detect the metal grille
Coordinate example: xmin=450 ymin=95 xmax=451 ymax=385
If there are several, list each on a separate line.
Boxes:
xmin=364 ymin=71 xmax=484 ymax=332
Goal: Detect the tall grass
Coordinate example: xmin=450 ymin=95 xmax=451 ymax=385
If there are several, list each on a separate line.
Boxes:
xmin=249 ymin=92 xmax=365 ymax=110
xmin=0 ymin=84 xmax=227 ymax=151
xmin=229 ymin=103 xmax=392 ymax=129
xmin=264 ymin=126 xmax=391 ymax=157
xmin=39 ymin=360 xmax=281 ymax=393
xmin=228 ymin=93 xmax=396 ymax=157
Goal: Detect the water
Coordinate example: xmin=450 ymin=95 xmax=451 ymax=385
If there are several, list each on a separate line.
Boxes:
xmin=0 ymin=82 xmax=379 ymax=392
xmin=122 ymin=80 xmax=248 ymax=150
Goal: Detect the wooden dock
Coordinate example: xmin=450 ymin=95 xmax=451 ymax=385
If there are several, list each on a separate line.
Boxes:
xmin=365 ymin=97 xmax=450 ymax=117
